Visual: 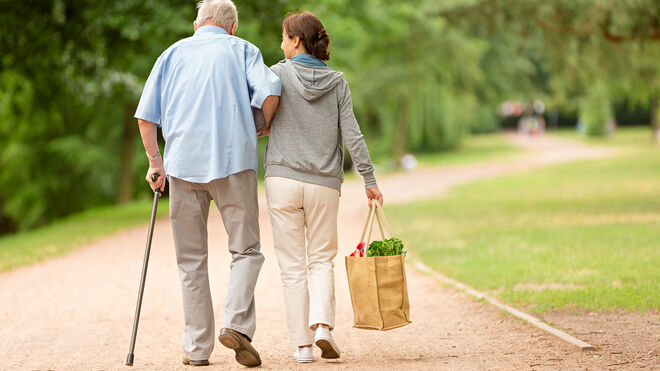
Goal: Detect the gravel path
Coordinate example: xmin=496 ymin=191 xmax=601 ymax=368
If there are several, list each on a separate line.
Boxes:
xmin=2 ymin=134 xmax=655 ymax=370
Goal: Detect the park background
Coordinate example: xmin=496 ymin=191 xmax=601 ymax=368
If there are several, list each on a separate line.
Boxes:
xmin=0 ymin=1 xmax=659 ymax=367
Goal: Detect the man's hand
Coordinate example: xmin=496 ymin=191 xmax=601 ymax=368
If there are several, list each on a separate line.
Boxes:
xmin=146 ymin=156 xmax=166 ymax=193
xmin=366 ymin=187 xmax=383 ymax=207
xmin=138 ymin=119 xmax=166 ymax=193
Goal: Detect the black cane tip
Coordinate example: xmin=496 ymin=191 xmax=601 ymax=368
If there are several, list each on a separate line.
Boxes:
xmin=126 ymin=353 xmax=134 ymax=366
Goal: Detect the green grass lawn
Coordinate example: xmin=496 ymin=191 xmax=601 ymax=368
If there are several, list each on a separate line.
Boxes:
xmin=390 ymin=127 xmax=660 ymax=312
xmin=265 ymin=132 xmax=523 ymax=185
xmin=353 ymin=132 xmax=524 ymax=180
xmin=414 ymin=132 xmax=523 ymax=168
xmin=0 ymin=199 xmax=169 ymax=272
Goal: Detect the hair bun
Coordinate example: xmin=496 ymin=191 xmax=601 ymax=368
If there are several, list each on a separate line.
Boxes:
xmin=283 ymin=12 xmax=331 ymax=61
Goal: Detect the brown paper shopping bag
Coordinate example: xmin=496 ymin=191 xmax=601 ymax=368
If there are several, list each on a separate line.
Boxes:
xmin=345 ymin=203 xmax=411 ymax=330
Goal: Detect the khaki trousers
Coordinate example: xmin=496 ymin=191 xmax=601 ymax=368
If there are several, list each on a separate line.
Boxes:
xmin=169 ymin=170 xmax=264 ymax=360
xmin=264 ymin=176 xmax=340 ymax=347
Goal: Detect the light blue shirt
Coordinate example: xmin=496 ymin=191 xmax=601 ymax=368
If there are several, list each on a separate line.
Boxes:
xmin=135 ymin=26 xmax=281 ymax=183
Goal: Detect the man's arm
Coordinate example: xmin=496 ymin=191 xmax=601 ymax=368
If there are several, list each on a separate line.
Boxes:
xmin=245 ymin=45 xmax=281 ymax=138
xmin=134 ymin=53 xmax=167 ymax=191
xmin=138 ymin=119 xmax=166 ymax=192
xmin=257 ymin=95 xmax=280 ymax=137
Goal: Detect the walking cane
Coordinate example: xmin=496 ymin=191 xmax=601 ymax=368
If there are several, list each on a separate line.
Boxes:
xmin=126 ymin=173 xmax=162 ymax=366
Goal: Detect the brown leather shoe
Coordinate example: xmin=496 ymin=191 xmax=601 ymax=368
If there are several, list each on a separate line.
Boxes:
xmin=218 ymin=328 xmax=262 ymax=367
xmin=182 ymin=356 xmax=210 ymax=366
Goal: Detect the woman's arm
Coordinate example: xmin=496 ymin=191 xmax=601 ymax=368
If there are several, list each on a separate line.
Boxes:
xmin=338 ymin=81 xmax=383 ymax=206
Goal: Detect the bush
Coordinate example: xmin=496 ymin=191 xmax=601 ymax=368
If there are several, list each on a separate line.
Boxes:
xmin=579 ymin=90 xmax=613 ymax=137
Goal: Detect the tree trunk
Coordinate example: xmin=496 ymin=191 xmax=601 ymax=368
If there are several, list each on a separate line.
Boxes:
xmin=651 ymin=96 xmax=659 ymax=143
xmin=116 ymin=103 xmax=137 ymax=204
xmin=393 ymin=99 xmax=410 ymax=164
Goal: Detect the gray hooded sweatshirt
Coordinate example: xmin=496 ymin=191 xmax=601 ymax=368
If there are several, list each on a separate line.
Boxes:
xmin=263 ymin=60 xmax=377 ymax=191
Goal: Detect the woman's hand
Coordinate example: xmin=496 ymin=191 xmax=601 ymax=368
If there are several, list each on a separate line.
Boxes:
xmin=257 ymin=124 xmax=271 ymax=138
xmin=366 ymin=187 xmax=383 ymax=207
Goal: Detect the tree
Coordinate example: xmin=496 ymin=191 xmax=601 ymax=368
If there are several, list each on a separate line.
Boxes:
xmin=0 ymin=0 xmax=194 ymax=231
xmin=434 ymin=0 xmax=660 ymax=136
xmin=302 ymin=0 xmax=491 ymax=159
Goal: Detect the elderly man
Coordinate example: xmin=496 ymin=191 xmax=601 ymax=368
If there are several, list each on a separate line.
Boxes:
xmin=135 ymin=0 xmax=280 ymax=367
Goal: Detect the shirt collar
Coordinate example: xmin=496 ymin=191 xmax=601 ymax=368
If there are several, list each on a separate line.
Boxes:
xmin=194 ymin=25 xmax=229 ymax=36
xmin=290 ymin=53 xmax=327 ymax=67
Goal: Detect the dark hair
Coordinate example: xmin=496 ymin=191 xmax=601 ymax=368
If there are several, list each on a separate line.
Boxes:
xmin=283 ymin=12 xmax=331 ymax=61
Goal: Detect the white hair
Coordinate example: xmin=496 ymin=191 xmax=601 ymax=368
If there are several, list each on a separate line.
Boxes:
xmin=196 ymin=0 xmax=237 ymax=30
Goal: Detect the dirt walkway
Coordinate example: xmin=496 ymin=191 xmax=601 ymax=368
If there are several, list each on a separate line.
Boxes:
xmin=1 ymin=134 xmax=655 ymax=370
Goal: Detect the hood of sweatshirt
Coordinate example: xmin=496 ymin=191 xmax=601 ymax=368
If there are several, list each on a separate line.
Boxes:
xmin=278 ymin=59 xmax=344 ymax=102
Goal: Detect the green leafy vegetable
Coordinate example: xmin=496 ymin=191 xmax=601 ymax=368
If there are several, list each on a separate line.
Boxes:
xmin=366 ymin=237 xmax=406 ymax=257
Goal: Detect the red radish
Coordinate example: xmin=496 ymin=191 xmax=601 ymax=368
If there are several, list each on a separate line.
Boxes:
xmin=350 ymin=242 xmax=366 ymax=257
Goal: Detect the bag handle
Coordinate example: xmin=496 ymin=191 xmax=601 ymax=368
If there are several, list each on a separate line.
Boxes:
xmin=355 ymin=203 xmax=392 ymax=257
xmin=365 ymin=203 xmax=385 ymax=245
xmin=374 ymin=202 xmax=392 ymax=238
xmin=363 ymin=203 xmax=387 ymax=253
xmin=359 ymin=203 xmax=376 ymax=244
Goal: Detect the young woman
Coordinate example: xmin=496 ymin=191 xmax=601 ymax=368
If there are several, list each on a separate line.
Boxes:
xmin=262 ymin=11 xmax=383 ymax=363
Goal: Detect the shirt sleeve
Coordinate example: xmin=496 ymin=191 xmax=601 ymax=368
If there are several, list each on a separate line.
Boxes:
xmin=134 ymin=55 xmax=165 ymax=126
xmin=338 ymin=80 xmax=378 ymax=189
xmin=245 ymin=45 xmax=281 ymax=109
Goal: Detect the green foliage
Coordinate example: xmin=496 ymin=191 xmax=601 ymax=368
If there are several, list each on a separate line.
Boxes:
xmin=366 ymin=237 xmax=405 ymax=257
xmin=579 ymin=88 xmax=613 ymax=136
xmin=0 ymin=0 xmax=195 ymax=232
xmin=390 ymin=128 xmax=660 ymax=312
xmin=468 ymin=106 xmax=500 ymax=134
xmin=438 ymin=0 xmax=660 ymax=134
xmin=330 ymin=0 xmax=485 ymax=156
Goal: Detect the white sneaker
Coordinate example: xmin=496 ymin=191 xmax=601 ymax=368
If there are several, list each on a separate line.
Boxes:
xmin=293 ymin=346 xmax=314 ymax=363
xmin=314 ymin=327 xmax=341 ymax=359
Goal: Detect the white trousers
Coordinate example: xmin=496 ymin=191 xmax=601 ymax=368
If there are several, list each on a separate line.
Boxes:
xmin=265 ymin=177 xmax=340 ymax=347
